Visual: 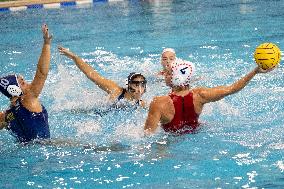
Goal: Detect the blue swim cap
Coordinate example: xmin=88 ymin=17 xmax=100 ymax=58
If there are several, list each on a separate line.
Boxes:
xmin=0 ymin=74 xmax=23 ymax=98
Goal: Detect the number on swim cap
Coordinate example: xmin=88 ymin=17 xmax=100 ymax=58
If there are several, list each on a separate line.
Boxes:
xmin=0 ymin=78 xmax=9 ymax=89
xmin=171 ymin=59 xmax=195 ymax=86
xmin=180 ymin=67 xmax=188 ymax=74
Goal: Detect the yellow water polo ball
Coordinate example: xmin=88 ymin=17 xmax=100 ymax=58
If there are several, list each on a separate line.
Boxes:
xmin=254 ymin=43 xmax=281 ymax=70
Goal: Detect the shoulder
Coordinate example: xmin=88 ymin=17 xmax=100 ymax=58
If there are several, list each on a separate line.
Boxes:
xmin=192 ymin=87 xmax=211 ymax=104
xmin=150 ymin=95 xmax=171 ymax=109
xmin=192 ymin=87 xmax=208 ymax=97
xmin=147 ymin=96 xmax=170 ymax=120
xmin=152 ymin=95 xmax=170 ymax=103
xmin=20 ymin=93 xmax=38 ymax=103
xmin=19 ymin=94 xmax=42 ymax=111
xmin=109 ymin=87 xmax=124 ymax=99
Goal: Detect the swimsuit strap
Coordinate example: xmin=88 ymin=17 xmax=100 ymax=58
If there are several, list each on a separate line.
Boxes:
xmin=117 ymin=88 xmax=127 ymax=101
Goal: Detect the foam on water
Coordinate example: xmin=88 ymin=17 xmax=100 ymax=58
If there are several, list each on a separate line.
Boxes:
xmin=43 ymin=49 xmax=160 ymax=146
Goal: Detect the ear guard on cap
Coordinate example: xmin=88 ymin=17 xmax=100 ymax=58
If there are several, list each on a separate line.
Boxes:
xmin=171 ymin=59 xmax=195 ymax=86
xmin=0 ymin=74 xmax=23 ymax=98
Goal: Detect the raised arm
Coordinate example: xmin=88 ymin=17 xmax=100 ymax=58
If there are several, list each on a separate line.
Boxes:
xmin=197 ymin=67 xmax=267 ymax=104
xmin=144 ymin=97 xmax=162 ymax=135
xmin=58 ymin=46 xmax=121 ymax=94
xmin=29 ymin=24 xmax=52 ymax=98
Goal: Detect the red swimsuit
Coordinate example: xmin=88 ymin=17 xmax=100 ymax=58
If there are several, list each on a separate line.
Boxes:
xmin=162 ymin=92 xmax=199 ymax=134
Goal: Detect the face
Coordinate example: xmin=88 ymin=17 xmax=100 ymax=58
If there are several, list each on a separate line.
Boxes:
xmin=128 ymin=76 xmax=146 ymax=100
xmin=161 ymin=51 xmax=176 ymax=71
xmin=17 ymin=75 xmax=29 ymax=93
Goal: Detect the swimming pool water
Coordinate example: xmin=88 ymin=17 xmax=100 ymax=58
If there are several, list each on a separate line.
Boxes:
xmin=0 ymin=0 xmax=284 ymax=188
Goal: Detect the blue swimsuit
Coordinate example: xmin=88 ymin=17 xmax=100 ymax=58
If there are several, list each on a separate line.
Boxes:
xmin=5 ymin=99 xmax=50 ymax=143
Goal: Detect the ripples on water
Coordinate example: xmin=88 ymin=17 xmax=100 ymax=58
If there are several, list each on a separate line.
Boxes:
xmin=1 ymin=47 xmax=283 ymax=188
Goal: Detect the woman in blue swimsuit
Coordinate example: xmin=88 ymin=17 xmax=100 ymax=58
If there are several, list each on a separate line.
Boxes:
xmin=0 ymin=24 xmax=52 ymax=143
xmin=58 ymin=46 xmax=147 ymax=107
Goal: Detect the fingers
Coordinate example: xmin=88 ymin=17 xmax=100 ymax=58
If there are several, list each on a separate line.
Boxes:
xmin=58 ymin=46 xmax=66 ymax=52
xmin=42 ymin=24 xmax=52 ymax=45
xmin=42 ymin=24 xmax=49 ymax=35
xmin=57 ymin=46 xmax=72 ymax=57
xmin=58 ymin=46 xmax=70 ymax=52
xmin=58 ymin=46 xmax=65 ymax=55
xmin=41 ymin=24 xmax=46 ymax=32
xmin=257 ymin=66 xmax=274 ymax=74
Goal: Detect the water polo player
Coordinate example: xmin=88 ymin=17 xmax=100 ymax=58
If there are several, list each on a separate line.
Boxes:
xmin=159 ymin=48 xmax=176 ymax=75
xmin=58 ymin=46 xmax=147 ymax=107
xmin=0 ymin=24 xmax=52 ymax=143
xmin=144 ymin=57 xmax=274 ymax=135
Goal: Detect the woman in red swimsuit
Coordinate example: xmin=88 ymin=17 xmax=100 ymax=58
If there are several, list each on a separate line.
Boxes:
xmin=144 ymin=49 xmax=275 ymax=135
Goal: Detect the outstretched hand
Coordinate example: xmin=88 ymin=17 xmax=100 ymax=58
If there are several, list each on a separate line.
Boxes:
xmin=58 ymin=46 xmax=76 ymax=59
xmin=256 ymin=66 xmax=276 ymax=74
xmin=42 ymin=24 xmax=52 ymax=44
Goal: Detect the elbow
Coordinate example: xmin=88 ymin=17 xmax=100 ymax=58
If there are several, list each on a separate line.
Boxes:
xmin=0 ymin=122 xmax=6 ymax=130
xmin=144 ymin=124 xmax=157 ymax=136
xmin=229 ymin=84 xmax=243 ymax=95
xmin=0 ymin=113 xmax=6 ymax=130
xmin=37 ymin=67 xmax=49 ymax=78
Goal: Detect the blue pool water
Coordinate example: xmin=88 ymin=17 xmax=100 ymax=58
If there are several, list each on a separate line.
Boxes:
xmin=1 ymin=0 xmax=284 ymax=188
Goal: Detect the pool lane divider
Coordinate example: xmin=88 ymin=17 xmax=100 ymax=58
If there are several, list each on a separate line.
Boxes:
xmin=0 ymin=0 xmax=125 ymax=12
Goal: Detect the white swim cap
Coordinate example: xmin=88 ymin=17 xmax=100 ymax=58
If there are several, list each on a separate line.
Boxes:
xmin=162 ymin=48 xmax=176 ymax=55
xmin=171 ymin=59 xmax=195 ymax=86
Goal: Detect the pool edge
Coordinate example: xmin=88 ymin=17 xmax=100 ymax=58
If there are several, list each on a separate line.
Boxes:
xmin=0 ymin=0 xmax=121 ymax=10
